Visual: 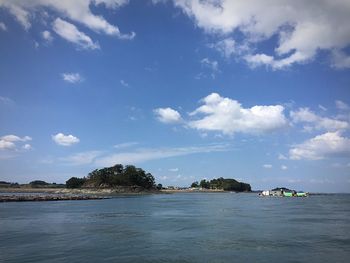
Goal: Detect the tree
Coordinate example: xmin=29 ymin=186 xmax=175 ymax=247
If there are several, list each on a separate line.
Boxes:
xmin=66 ymin=177 xmax=86 ymax=189
xmin=199 ymin=179 xmax=210 ymax=189
xmin=191 ymin=181 xmax=199 ymax=188
xmin=191 ymin=177 xmax=251 ymax=192
xmin=67 ymin=164 xmax=156 ymax=189
xmin=29 ymin=180 xmax=49 ymax=188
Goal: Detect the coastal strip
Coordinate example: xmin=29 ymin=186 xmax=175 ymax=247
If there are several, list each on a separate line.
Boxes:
xmin=0 ymin=194 xmax=109 ymax=202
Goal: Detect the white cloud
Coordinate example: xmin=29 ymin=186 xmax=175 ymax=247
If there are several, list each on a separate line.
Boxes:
xmin=263 ymin=164 xmax=272 ymax=169
xmin=62 ymin=72 xmax=83 ymax=83
xmin=0 ymin=22 xmax=7 ymax=31
xmin=0 ymin=140 xmax=15 ymax=150
xmin=0 ymin=134 xmax=32 ymax=151
xmin=0 ymin=0 xmax=135 ymax=39
xmin=281 ymin=165 xmax=288 ymax=170
xmin=52 ymin=133 xmax=80 ymax=146
xmin=171 ymin=0 xmax=350 ymax=69
xmin=211 ymin=38 xmax=236 ymax=58
xmin=22 ymin=144 xmax=32 ymax=150
xmin=113 ymin=142 xmax=138 ymax=149
xmin=53 ymin=18 xmax=100 ymax=50
xmin=154 ymin=107 xmax=182 ymax=124
xmin=95 ymin=144 xmax=229 ymax=166
xmin=335 ymin=100 xmax=350 ymax=111
xmin=331 ymin=50 xmax=350 ymax=69
xmin=120 ymin=79 xmax=129 ymax=87
xmin=94 ymin=0 xmax=129 ymax=9
xmin=41 ymin=30 xmax=53 ymax=42
xmin=1 ymin=2 xmax=31 ymax=30
xmin=289 ymin=131 xmax=350 ymax=160
xmin=290 ymin=107 xmax=349 ymax=132
xmin=60 ymin=151 xmax=101 ymax=165
xmin=201 ymin=57 xmax=219 ymax=71
xmin=188 ymin=93 xmax=288 ymax=135
xmin=1 ymin=135 xmax=31 ymax=142
xmin=278 ymin=153 xmax=287 ymax=160
xmin=168 ymin=168 xmax=179 ymax=172
xmin=0 ymin=96 xmax=14 ymax=105
xmin=318 ymin=105 xmax=327 ymax=111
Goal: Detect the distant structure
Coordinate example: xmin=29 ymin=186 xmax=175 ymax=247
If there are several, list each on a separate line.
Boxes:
xmin=260 ymin=187 xmax=308 ymax=197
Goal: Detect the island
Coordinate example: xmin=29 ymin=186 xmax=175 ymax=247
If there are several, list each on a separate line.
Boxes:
xmin=189 ymin=177 xmax=251 ymax=192
xmin=0 ymin=165 xmax=253 ymax=201
xmin=0 ymin=164 xmax=159 ymax=202
xmin=65 ymin=164 xmax=159 ymax=192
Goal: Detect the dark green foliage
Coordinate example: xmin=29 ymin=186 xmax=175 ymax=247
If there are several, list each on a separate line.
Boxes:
xmin=192 ymin=177 xmax=251 ymax=192
xmin=0 ymin=181 xmax=19 ymax=188
xmin=156 ymin=184 xmax=163 ymax=190
xmin=191 ymin=181 xmax=199 ymax=188
xmin=29 ymin=180 xmax=49 ymax=186
xmin=66 ymin=177 xmax=86 ymax=189
xmin=199 ymin=179 xmax=210 ymax=189
xmin=66 ymin=164 xmax=156 ymax=189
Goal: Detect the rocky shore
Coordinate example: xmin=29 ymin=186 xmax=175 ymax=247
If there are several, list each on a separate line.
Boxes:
xmin=0 ymin=187 xmax=160 ymax=202
xmin=0 ymin=194 xmax=109 ymax=202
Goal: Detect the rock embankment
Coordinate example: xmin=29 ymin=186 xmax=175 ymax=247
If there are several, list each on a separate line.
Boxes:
xmin=0 ymin=194 xmax=109 ymax=202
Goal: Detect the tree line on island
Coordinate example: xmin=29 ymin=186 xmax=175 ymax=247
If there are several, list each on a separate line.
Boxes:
xmin=190 ymin=177 xmax=251 ymax=192
xmin=1 ymin=164 xmax=251 ymax=192
xmin=66 ymin=164 xmax=159 ymax=190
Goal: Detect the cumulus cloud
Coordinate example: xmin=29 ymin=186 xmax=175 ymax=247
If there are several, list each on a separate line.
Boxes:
xmin=263 ymin=164 xmax=272 ymax=169
xmin=41 ymin=30 xmax=53 ymax=42
xmin=335 ymin=100 xmax=350 ymax=111
xmin=289 ymin=131 xmax=350 ymax=160
xmin=188 ymin=93 xmax=288 ymax=135
xmin=281 ymin=165 xmax=288 ymax=170
xmin=0 ymin=140 xmax=15 ymax=150
xmin=154 ymin=107 xmax=182 ymax=124
xmin=290 ymin=107 xmax=349 ymax=132
xmin=52 ymin=133 xmax=80 ymax=146
xmin=53 ymin=18 xmax=100 ymax=50
xmin=0 ymin=22 xmax=7 ymax=31
xmin=62 ymin=72 xmax=83 ymax=83
xmin=170 ymin=0 xmax=350 ymax=69
xmin=1 ymin=135 xmax=31 ymax=142
xmin=22 ymin=144 xmax=32 ymax=150
xmin=168 ymin=168 xmax=179 ymax=172
xmin=0 ymin=0 xmax=134 ymax=39
xmin=0 ymin=134 xmax=32 ymax=151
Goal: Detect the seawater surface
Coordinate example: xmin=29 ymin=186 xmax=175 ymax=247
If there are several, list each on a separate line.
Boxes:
xmin=0 ymin=193 xmax=349 ymax=263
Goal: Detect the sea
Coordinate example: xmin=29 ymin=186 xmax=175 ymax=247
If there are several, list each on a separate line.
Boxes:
xmin=0 ymin=193 xmax=349 ymax=263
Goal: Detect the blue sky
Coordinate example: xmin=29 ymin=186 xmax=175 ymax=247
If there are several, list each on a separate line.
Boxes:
xmin=0 ymin=0 xmax=350 ymax=192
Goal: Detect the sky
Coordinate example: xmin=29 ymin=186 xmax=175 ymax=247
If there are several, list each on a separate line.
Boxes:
xmin=0 ymin=0 xmax=350 ymax=193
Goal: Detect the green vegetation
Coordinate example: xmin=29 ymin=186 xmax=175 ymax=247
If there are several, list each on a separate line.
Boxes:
xmin=192 ymin=177 xmax=251 ymax=192
xmin=28 ymin=180 xmax=65 ymax=188
xmin=191 ymin=181 xmax=199 ymax=188
xmin=66 ymin=177 xmax=86 ymax=189
xmin=0 ymin=181 xmax=19 ymax=188
xmin=29 ymin=180 xmax=49 ymax=186
xmin=66 ymin=164 xmax=156 ymax=189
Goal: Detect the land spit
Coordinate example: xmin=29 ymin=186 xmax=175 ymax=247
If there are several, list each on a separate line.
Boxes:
xmin=0 ymin=194 xmax=109 ymax=202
